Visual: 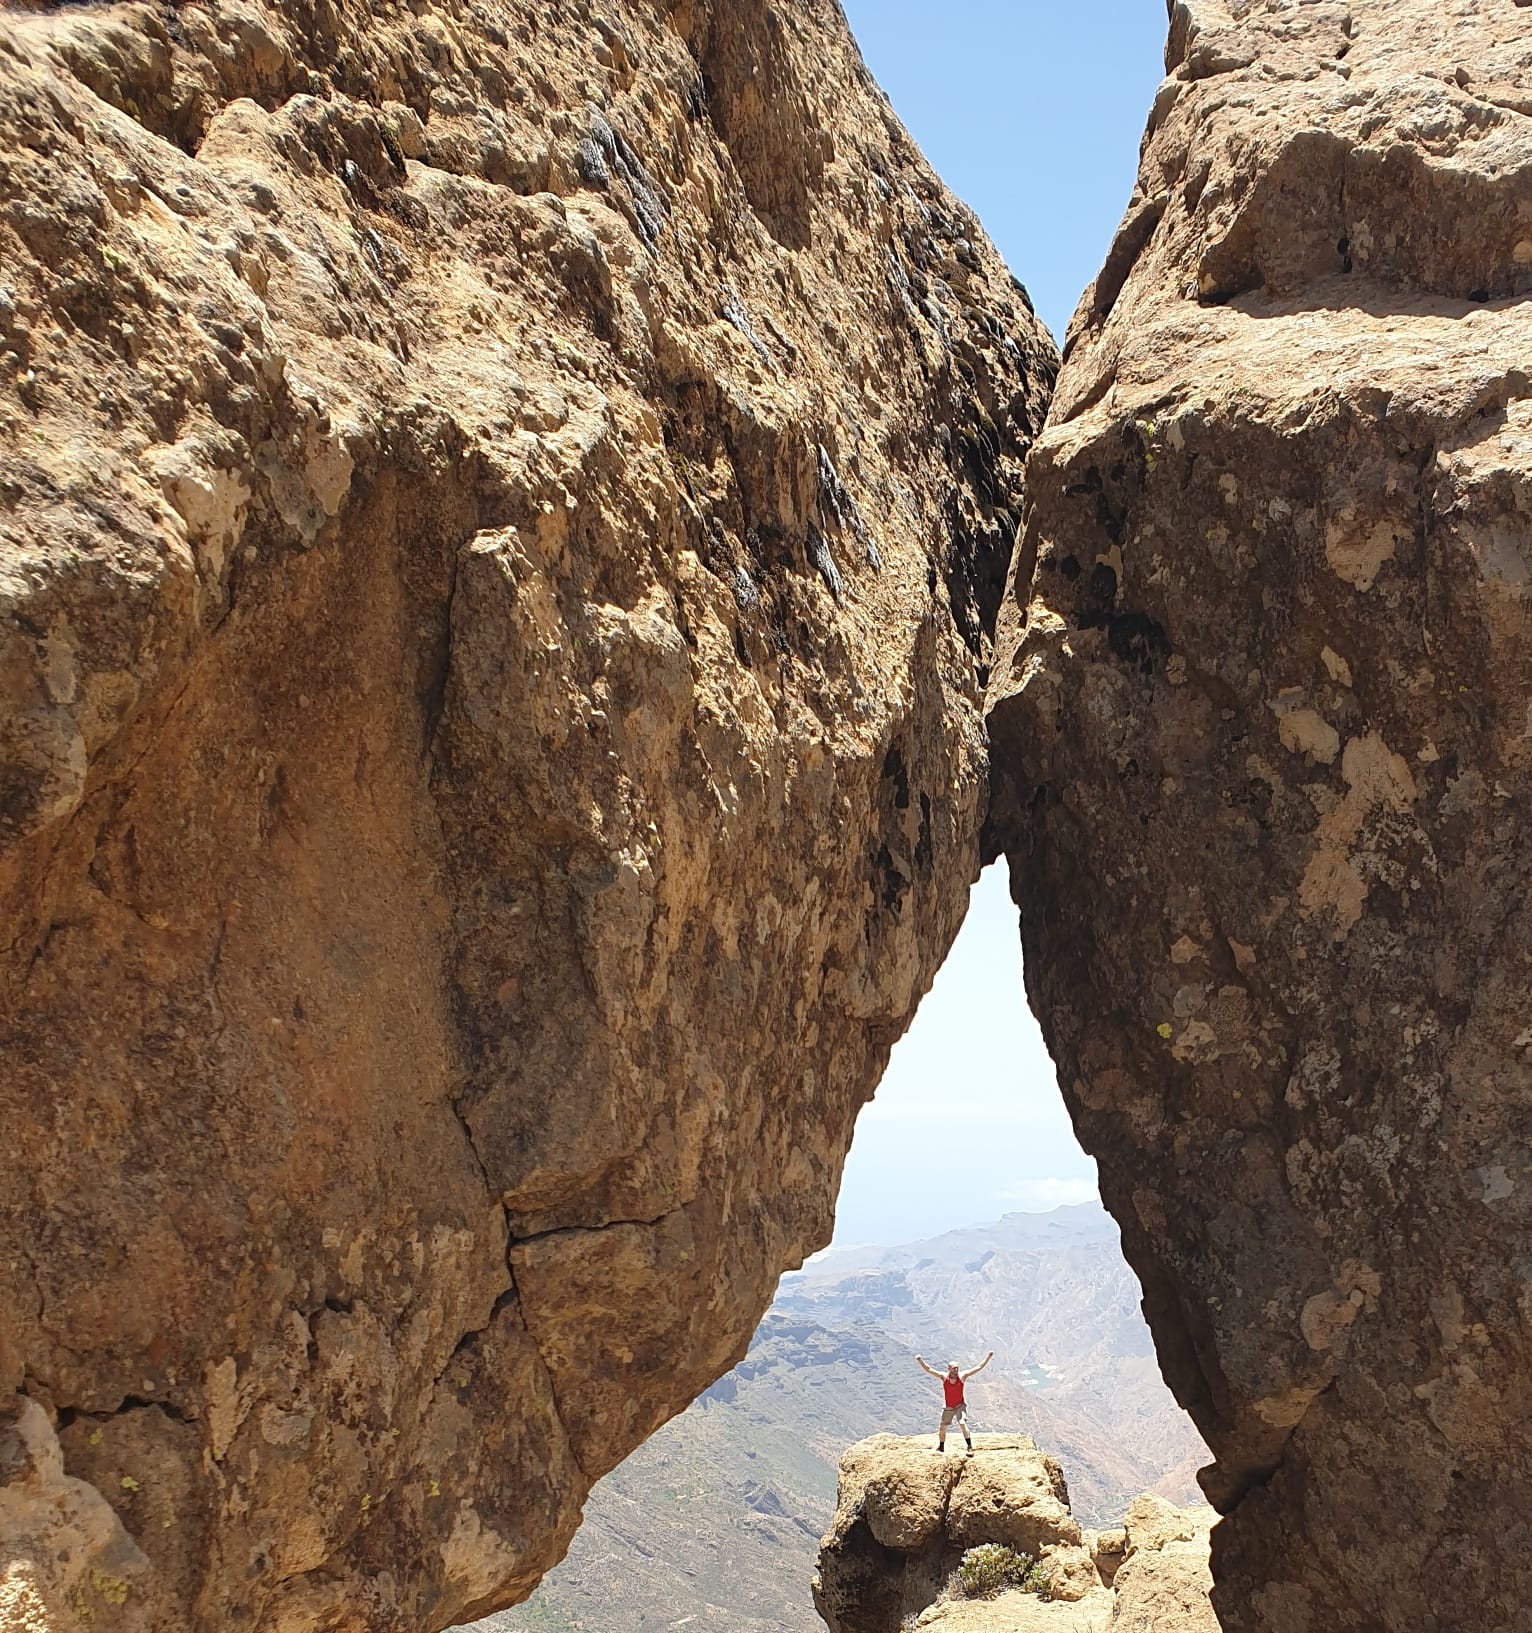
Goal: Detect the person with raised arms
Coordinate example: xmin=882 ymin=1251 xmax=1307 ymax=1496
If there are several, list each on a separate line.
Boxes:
xmin=915 ymin=1351 xmax=992 ymax=1455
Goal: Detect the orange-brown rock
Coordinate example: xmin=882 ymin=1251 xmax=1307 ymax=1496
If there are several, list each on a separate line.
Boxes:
xmin=0 ymin=3 xmax=1054 ymax=1629
xmin=987 ymin=2 xmax=1532 ymax=1629
xmin=1109 ymin=1495 xmax=1218 ymax=1633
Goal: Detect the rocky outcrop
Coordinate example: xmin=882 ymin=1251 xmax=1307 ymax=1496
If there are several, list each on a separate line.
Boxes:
xmin=1107 ymin=1496 xmax=1219 ymax=1633
xmin=812 ymin=1433 xmax=1091 ymax=1633
xmin=812 ymin=1434 xmax=1215 ymax=1633
xmin=987 ymin=1 xmax=1532 ymax=1629
xmin=0 ymin=2 xmax=1054 ymax=1628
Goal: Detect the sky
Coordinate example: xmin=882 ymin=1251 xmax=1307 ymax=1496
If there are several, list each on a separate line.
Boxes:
xmin=840 ymin=0 xmax=1168 ymax=339
xmin=828 ymin=1 xmax=1166 ymax=1245
xmin=832 ymin=868 xmax=1100 ymax=1245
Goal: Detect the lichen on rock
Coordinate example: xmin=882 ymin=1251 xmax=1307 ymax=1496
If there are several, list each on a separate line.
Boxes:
xmin=0 ymin=2 xmax=1053 ymax=1629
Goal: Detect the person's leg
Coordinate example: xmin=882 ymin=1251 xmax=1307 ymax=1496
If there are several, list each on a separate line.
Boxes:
xmin=938 ymin=1406 xmax=952 ymax=1451
xmin=961 ymin=1408 xmax=973 ymax=1453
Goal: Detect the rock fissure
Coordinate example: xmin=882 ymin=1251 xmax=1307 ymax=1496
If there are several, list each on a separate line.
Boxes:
xmin=56 ymin=1394 xmax=198 ymax=1434
xmin=497 ymin=1258 xmax=589 ymax=1490
xmin=507 ymin=1204 xmax=691 ymax=1250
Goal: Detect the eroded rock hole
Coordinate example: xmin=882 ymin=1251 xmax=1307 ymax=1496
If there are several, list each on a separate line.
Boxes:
xmin=505 ymin=870 xmax=1210 ymax=1632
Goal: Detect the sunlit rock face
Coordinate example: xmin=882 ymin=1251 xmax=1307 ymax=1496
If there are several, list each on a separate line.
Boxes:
xmin=0 ymin=2 xmax=1055 ymax=1628
xmin=987 ymin=2 xmax=1532 ymax=1629
xmin=812 ymin=1433 xmax=1216 ymax=1633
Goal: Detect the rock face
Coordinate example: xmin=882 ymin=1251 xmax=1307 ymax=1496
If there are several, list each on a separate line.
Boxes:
xmin=0 ymin=2 xmax=1054 ymax=1628
xmin=1107 ymin=1496 xmax=1219 ymax=1633
xmin=812 ymin=1434 xmax=1215 ymax=1633
xmin=987 ymin=2 xmax=1532 ymax=1629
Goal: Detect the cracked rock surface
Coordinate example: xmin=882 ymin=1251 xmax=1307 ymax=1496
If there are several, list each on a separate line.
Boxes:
xmin=0 ymin=1 xmax=1054 ymax=1628
xmin=987 ymin=2 xmax=1532 ymax=1630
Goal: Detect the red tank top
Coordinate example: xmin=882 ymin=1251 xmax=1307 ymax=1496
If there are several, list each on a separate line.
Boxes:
xmin=943 ymin=1375 xmax=965 ymax=1407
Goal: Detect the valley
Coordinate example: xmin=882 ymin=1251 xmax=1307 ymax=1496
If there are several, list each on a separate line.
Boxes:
xmin=480 ymin=1206 xmax=1205 ymax=1633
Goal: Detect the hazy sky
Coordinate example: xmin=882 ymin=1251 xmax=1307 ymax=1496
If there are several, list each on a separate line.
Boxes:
xmin=829 ymin=1 xmax=1166 ymax=1244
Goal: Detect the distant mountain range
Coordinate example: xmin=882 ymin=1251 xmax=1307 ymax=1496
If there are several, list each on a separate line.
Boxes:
xmin=474 ymin=1205 xmax=1208 ymax=1633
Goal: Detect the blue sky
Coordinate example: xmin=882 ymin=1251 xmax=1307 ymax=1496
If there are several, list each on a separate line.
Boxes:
xmin=841 ymin=0 xmax=1168 ymax=341
xmin=830 ymin=0 xmax=1166 ymax=1244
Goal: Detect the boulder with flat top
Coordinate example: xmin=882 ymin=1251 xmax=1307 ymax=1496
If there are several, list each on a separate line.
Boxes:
xmin=813 ymin=1434 xmax=1214 ymax=1633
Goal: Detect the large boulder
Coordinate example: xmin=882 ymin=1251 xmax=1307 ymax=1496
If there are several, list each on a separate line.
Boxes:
xmin=945 ymin=1444 xmax=1081 ymax=1557
xmin=841 ymin=1436 xmax=963 ymax=1553
xmin=814 ymin=1434 xmax=1088 ymax=1633
xmin=0 ymin=3 xmax=1055 ymax=1629
xmin=987 ymin=0 xmax=1532 ymax=1628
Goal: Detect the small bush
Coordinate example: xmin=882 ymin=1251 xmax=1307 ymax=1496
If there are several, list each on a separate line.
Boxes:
xmin=949 ymin=1543 xmax=1050 ymax=1600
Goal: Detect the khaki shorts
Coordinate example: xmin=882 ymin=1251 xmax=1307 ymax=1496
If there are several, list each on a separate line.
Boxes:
xmin=940 ymin=1405 xmax=968 ymax=1428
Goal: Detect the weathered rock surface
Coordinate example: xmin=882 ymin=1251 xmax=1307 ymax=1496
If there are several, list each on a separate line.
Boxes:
xmin=0 ymin=2 xmax=1054 ymax=1628
xmin=987 ymin=2 xmax=1532 ymax=1629
xmin=812 ymin=1434 xmax=1215 ymax=1633
xmin=1108 ymin=1495 xmax=1218 ymax=1633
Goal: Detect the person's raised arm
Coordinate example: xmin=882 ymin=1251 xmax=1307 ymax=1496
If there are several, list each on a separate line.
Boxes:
xmin=915 ymin=1353 xmax=941 ymax=1378
xmin=962 ymin=1351 xmax=994 ymax=1380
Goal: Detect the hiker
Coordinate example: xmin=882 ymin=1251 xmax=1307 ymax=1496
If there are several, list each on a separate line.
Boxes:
xmin=916 ymin=1351 xmax=992 ymax=1455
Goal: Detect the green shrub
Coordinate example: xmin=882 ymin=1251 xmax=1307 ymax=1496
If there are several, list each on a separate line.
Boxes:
xmin=948 ymin=1543 xmax=1050 ymax=1600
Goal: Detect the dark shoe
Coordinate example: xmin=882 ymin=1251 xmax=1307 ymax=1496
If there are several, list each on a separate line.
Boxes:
xmin=965 ymin=1443 xmax=974 ymax=1455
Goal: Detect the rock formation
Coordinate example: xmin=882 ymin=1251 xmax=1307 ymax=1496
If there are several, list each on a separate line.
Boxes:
xmin=18 ymin=0 xmax=1532 ymax=1625
xmin=812 ymin=1433 xmax=1216 ymax=1633
xmin=0 ymin=1 xmax=1054 ymax=1628
xmin=1105 ymin=1496 xmax=1218 ymax=1633
xmin=987 ymin=1 xmax=1532 ymax=1629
